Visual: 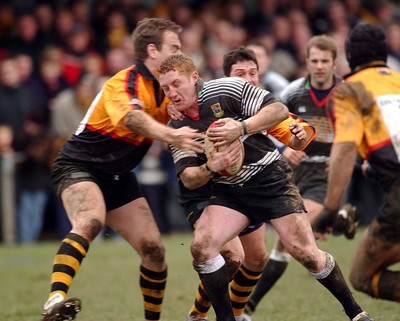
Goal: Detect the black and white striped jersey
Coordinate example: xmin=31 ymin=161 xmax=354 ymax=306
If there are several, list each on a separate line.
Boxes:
xmin=169 ymin=77 xmax=282 ymax=186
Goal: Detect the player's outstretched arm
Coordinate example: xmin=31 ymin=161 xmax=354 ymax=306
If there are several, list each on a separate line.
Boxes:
xmin=244 ymin=101 xmax=289 ymax=134
xmin=312 ymin=141 xmax=357 ymax=240
xmin=125 ymin=109 xmax=204 ymax=153
xmin=208 ymin=101 xmax=289 ymax=146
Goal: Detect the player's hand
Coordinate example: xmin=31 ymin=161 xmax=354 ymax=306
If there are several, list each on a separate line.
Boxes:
xmin=167 ymin=102 xmax=185 ymax=121
xmin=207 ymin=118 xmax=243 ymax=146
xmin=170 ymin=126 xmax=204 ymax=153
xmin=312 ymin=206 xmax=337 ymax=241
xmin=282 ymin=148 xmax=306 ymax=166
xmin=289 ymin=122 xmax=307 ymax=141
xmin=207 ymin=139 xmax=243 ymax=173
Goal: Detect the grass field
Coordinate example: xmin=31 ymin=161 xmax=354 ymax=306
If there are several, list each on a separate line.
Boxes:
xmin=0 ymin=227 xmax=397 ymax=321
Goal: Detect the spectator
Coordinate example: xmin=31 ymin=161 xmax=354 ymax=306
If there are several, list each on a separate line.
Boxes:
xmin=6 ymin=13 xmax=47 ymax=71
xmin=0 ymin=123 xmax=14 ymax=156
xmin=386 ymin=21 xmax=400 ymax=72
xmin=32 ymin=53 xmax=70 ymax=125
xmin=53 ymin=8 xmax=76 ymax=48
xmin=104 ymin=8 xmax=129 ymax=49
xmin=34 ymin=3 xmax=56 ymax=43
xmin=14 ymin=112 xmax=56 ymax=244
xmin=0 ymin=55 xmax=32 ymax=136
xmin=61 ymin=23 xmax=95 ymax=86
xmin=104 ymin=47 xmax=130 ymax=77
xmin=50 ymin=73 xmax=98 ymax=140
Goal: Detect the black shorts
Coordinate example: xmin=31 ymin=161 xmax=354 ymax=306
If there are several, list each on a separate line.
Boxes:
xmin=208 ymin=159 xmax=306 ymax=224
xmin=293 ymin=162 xmax=327 ymax=204
xmin=52 ymin=155 xmax=143 ymax=211
xmin=371 ymin=177 xmax=400 ymax=243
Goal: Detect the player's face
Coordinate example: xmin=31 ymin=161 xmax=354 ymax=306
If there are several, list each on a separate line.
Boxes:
xmin=159 ymin=69 xmax=198 ymax=111
xmin=306 ymin=47 xmax=336 ymax=89
xmin=156 ymin=31 xmax=182 ymax=65
xmin=229 ymin=60 xmax=260 ymax=86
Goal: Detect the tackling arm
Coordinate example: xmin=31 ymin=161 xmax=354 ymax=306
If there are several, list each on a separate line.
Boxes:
xmin=324 ymin=142 xmax=358 ymax=209
xmin=124 ymin=110 xmax=204 ymax=152
xmin=208 ymin=101 xmax=289 ymax=146
xmin=312 ymin=141 xmax=358 ymax=238
xmin=243 ymin=101 xmax=289 ymax=135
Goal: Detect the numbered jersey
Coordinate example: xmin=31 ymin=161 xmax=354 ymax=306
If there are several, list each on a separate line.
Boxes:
xmin=328 ymin=65 xmax=400 ymax=181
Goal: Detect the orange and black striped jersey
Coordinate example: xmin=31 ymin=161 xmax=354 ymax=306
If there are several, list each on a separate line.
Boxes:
xmin=60 ymin=61 xmax=170 ymax=175
xmin=328 ymin=63 xmax=400 ymax=180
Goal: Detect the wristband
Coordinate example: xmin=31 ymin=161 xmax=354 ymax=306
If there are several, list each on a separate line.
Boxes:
xmin=241 ymin=120 xmax=248 ymax=135
xmin=203 ymin=163 xmax=216 ymax=175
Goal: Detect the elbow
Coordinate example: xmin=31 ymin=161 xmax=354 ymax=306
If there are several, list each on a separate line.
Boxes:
xmin=182 ymin=180 xmax=196 ymax=191
xmin=279 ymin=103 xmax=290 ymax=121
xmin=180 ymin=171 xmax=199 ymax=191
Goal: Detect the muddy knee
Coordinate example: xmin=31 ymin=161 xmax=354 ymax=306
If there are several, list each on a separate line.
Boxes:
xmin=78 ymin=218 xmax=103 ymax=241
xmin=141 ymin=240 xmax=166 ymax=267
xmin=289 ymin=247 xmax=320 ymax=271
xmin=221 ymin=249 xmax=242 ymax=279
xmin=191 ymin=239 xmax=213 ymax=263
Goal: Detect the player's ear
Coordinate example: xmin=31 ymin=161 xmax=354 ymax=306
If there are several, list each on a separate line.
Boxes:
xmin=147 ymin=44 xmax=157 ymax=59
xmin=191 ymin=71 xmax=199 ymax=83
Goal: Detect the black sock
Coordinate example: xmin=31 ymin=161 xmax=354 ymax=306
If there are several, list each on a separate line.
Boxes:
xmin=247 ymin=259 xmax=288 ymax=313
xmin=316 ymin=257 xmax=362 ymax=319
xmin=199 ymin=265 xmax=235 ymax=321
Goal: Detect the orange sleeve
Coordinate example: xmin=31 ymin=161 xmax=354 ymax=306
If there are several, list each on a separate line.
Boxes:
xmin=269 ymin=113 xmax=316 ymax=150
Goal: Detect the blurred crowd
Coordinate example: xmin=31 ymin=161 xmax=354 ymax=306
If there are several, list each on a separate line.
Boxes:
xmin=0 ymin=0 xmax=399 ymax=243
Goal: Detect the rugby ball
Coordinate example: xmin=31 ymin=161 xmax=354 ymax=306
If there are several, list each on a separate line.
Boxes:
xmin=204 ymin=122 xmax=245 ymax=176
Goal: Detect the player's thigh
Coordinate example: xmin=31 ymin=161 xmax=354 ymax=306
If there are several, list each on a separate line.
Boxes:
xmin=61 ymin=180 xmax=107 ymax=227
xmin=239 ymin=224 xmax=268 ymax=270
xmin=107 ymin=197 xmax=162 ymax=249
xmin=303 ymin=198 xmax=324 ymax=224
xmin=193 ymin=205 xmax=250 ymax=255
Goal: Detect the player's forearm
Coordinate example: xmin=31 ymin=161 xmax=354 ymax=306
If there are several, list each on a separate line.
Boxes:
xmin=180 ymin=165 xmax=212 ymax=190
xmin=125 ymin=110 xmax=174 ymax=143
xmin=324 ymin=142 xmax=357 ymax=209
xmin=245 ymin=102 xmax=289 ymax=134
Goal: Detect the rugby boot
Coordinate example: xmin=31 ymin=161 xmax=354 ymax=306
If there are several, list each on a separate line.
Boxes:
xmin=235 ymin=314 xmax=253 ymax=321
xmin=352 ymin=311 xmax=375 ymax=321
xmin=42 ymin=293 xmax=81 ymax=321
xmin=186 ymin=313 xmax=208 ymax=321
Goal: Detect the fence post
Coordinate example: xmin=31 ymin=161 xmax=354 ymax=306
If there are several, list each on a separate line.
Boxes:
xmin=0 ymin=154 xmax=17 ymax=244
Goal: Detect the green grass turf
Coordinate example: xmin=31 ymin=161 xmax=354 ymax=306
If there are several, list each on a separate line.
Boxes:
xmin=0 ymin=227 xmax=397 ymax=321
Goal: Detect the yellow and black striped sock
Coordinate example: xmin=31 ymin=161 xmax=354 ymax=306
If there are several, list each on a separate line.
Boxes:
xmin=140 ymin=265 xmax=167 ymax=321
xmin=188 ymin=280 xmax=212 ymax=318
xmin=230 ymin=265 xmax=262 ymax=317
xmin=49 ymin=233 xmax=89 ymax=298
